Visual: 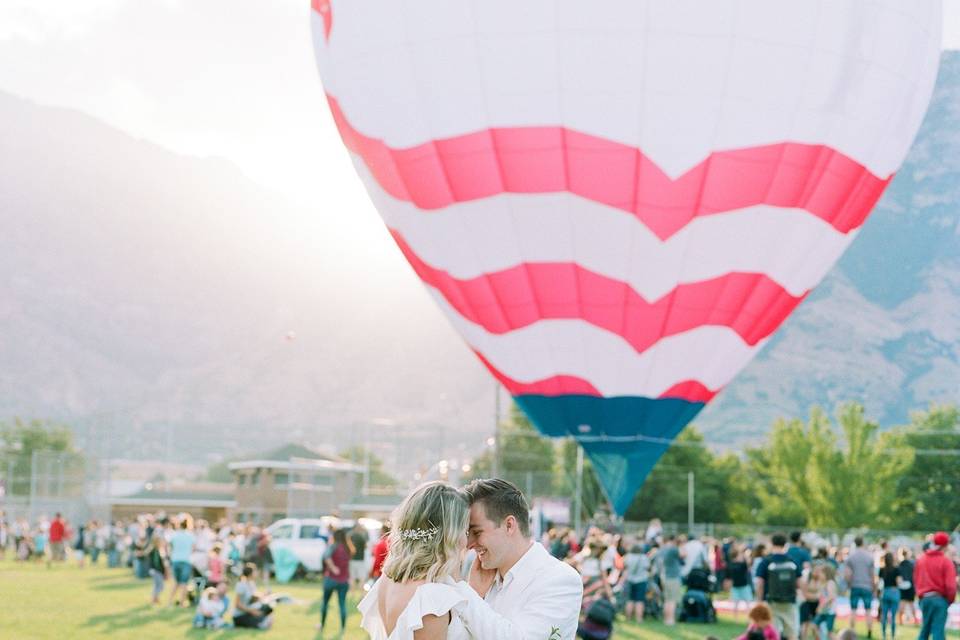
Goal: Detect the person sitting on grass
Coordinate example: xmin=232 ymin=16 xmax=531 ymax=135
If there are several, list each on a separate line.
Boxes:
xmin=233 ymin=563 xmax=273 ymax=630
xmin=193 ymin=586 xmax=227 ymax=629
xmin=737 ymin=602 xmax=781 ymax=640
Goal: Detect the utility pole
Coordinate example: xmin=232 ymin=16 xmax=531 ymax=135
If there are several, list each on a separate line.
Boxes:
xmin=492 ymin=382 xmax=501 ymax=478
xmin=687 ymin=471 xmax=695 ymax=533
xmin=573 ymin=445 xmax=584 ymax=537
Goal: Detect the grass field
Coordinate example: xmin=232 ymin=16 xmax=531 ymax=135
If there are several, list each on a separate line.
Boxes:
xmin=0 ymin=559 xmax=955 ymax=639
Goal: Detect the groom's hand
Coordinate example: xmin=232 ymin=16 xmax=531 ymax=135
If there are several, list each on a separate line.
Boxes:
xmin=468 ymin=555 xmax=497 ymax=599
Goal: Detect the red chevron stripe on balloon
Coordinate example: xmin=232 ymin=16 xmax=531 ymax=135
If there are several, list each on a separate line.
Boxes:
xmin=327 ymin=96 xmax=891 ymax=241
xmin=391 ymin=229 xmax=805 ymax=353
xmin=473 ymin=350 xmax=718 ymax=402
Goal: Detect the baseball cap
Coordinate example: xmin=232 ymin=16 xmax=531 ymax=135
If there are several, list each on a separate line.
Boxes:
xmin=932 ymin=531 xmax=950 ymax=547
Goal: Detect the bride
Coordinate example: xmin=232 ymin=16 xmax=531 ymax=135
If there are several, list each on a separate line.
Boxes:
xmin=358 ymin=481 xmax=472 ymax=639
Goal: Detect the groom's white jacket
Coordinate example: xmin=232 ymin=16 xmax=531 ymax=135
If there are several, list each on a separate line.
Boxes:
xmin=454 ymin=541 xmax=583 ymax=640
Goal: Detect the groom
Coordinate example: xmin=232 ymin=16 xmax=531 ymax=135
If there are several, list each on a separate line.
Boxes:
xmin=454 ymin=478 xmax=583 ymax=639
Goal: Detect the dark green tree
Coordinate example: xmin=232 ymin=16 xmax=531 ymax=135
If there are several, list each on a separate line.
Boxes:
xmin=468 ymin=403 xmax=556 ymax=497
xmin=892 ymin=404 xmax=960 ymax=531
xmin=624 ymin=427 xmax=745 ymax=524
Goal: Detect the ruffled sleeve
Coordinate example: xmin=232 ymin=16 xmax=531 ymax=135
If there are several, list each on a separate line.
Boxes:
xmin=392 ymin=579 xmax=470 ymax=639
xmin=357 ymin=577 xmax=386 ymax=639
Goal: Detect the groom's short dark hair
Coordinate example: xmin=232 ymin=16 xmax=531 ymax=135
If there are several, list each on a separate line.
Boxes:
xmin=462 ymin=478 xmax=530 ymax=536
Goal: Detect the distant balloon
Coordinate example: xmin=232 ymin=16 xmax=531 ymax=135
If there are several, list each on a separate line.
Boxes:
xmin=311 ymin=1 xmax=942 ymax=514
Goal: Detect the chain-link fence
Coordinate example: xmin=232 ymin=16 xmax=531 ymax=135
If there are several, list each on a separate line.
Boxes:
xmin=0 ymin=450 xmax=109 ymax=524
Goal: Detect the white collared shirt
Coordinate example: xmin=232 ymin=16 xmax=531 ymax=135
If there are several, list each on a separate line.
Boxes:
xmin=454 ymin=541 xmax=583 ymax=640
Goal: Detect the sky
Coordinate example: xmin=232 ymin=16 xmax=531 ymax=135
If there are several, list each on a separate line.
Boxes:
xmin=0 ymin=0 xmax=958 ymax=265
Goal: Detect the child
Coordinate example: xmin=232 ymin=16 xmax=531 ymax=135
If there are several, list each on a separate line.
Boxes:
xmin=737 ymin=603 xmax=780 ymax=640
xmin=813 ymin=564 xmax=838 ymax=640
xmin=193 ymin=587 xmax=226 ymax=629
xmin=207 ymin=544 xmax=225 ymax=587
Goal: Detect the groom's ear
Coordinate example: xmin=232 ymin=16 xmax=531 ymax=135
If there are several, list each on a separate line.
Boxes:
xmin=503 ymin=515 xmax=519 ymax=535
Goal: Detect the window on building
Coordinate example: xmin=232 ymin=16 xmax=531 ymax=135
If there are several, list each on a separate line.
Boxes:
xmin=251 ymin=471 xmax=260 ymax=486
xmin=274 ymin=473 xmax=289 ymax=487
xmin=236 ymin=513 xmax=246 ymax=523
xmin=237 ymin=474 xmax=246 ymax=486
xmin=313 ymin=474 xmax=334 ymax=487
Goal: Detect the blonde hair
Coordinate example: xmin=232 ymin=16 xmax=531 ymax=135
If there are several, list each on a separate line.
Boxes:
xmin=383 ymin=482 xmax=468 ymax=583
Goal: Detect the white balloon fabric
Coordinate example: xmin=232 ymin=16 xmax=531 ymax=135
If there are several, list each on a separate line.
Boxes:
xmin=310 ymin=0 xmax=942 ymax=514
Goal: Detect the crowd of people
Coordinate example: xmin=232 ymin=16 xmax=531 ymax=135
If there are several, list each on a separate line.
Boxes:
xmin=2 ymin=506 xmax=957 ymax=639
xmin=545 ymin=520 xmax=959 ymax=640
xmin=0 ymin=509 xmax=392 ymax=635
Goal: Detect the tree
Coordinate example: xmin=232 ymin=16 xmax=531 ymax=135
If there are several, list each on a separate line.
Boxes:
xmin=624 ymin=427 xmax=748 ymax=524
xmin=468 ymin=403 xmax=556 ymax=497
xmin=892 ymin=404 xmax=960 ymax=531
xmin=339 ymin=446 xmax=399 ymax=491
xmin=0 ymin=418 xmax=80 ymax=496
xmin=745 ymin=403 xmax=910 ymax=528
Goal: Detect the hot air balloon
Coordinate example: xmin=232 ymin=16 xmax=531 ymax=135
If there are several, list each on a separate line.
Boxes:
xmin=310 ymin=1 xmax=942 ymax=514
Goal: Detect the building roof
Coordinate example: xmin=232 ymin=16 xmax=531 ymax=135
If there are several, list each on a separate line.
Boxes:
xmin=228 ymin=458 xmax=361 ymax=473
xmin=107 ymin=482 xmax=236 ymax=508
xmin=228 ymin=442 xmax=362 ymax=473
xmin=339 ymin=493 xmax=404 ymax=511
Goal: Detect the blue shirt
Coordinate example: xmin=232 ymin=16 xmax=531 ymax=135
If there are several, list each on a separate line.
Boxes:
xmin=169 ymin=530 xmax=196 ymax=563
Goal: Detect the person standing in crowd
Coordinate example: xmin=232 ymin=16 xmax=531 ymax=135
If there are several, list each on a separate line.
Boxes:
xmin=146 ymin=531 xmax=170 ymax=605
xmin=813 ymin=564 xmax=838 ymax=640
xmin=622 ymin=542 xmax=650 ymax=624
xmin=844 ymin=536 xmax=876 ymax=638
xmin=74 ymin=521 xmax=87 ymax=567
xmin=656 ymin=534 xmax=684 ymax=626
xmin=319 ymin=527 xmax=352 ymax=635
xmin=914 ymin=531 xmax=957 ymax=640
xmin=877 ymin=551 xmax=901 ymax=640
xmin=348 ymin=521 xmax=369 ymax=592
xmin=788 ymin=531 xmax=812 ymax=574
xmin=897 ymin=547 xmax=917 ymax=626
xmin=682 ymin=532 xmax=708 ymax=580
xmin=48 ymin=513 xmax=65 ymax=563
xmin=369 ymin=522 xmax=390 ymax=581
xmin=168 ymin=518 xmax=196 ymax=607
xmin=800 ymin=559 xmax=823 ymax=639
xmin=727 ymin=546 xmax=753 ymax=621
xmin=578 ymin=538 xmax=613 ymax=613
xmin=756 ymin=533 xmax=801 ymax=640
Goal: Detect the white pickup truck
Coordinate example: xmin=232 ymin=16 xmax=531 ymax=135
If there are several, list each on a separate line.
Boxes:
xmin=266 ymin=516 xmax=382 ymax=575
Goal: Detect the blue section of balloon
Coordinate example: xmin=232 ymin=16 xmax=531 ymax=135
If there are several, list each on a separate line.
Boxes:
xmin=514 ymin=395 xmax=705 ymax=514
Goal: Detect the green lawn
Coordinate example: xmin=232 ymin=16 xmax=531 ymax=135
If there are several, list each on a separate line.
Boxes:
xmin=0 ymin=559 xmax=954 ymax=639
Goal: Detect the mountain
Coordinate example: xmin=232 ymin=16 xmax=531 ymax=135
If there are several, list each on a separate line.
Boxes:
xmin=696 ymin=51 xmax=960 ymax=441
xmin=1 ymin=52 xmax=958 ymax=469
xmin=0 ymin=89 xmax=495 ymax=469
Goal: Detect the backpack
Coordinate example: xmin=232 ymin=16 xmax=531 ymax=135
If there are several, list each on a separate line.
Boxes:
xmin=586 ymin=598 xmax=616 ymax=626
xmin=766 ymin=558 xmax=798 ymax=603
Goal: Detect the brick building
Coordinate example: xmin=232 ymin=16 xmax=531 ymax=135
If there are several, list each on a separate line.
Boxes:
xmin=228 ymin=444 xmax=362 ymax=524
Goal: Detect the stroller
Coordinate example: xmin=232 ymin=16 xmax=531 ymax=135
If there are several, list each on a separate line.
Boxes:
xmin=578 ymin=597 xmax=615 ymax=640
xmin=678 ymin=588 xmax=717 ymax=623
xmin=643 ymin=581 xmax=663 ymax=621
xmin=679 ymin=567 xmax=716 ymax=623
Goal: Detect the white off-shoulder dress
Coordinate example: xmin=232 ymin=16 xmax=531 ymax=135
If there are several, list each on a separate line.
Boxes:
xmin=357 ymin=576 xmax=472 ymax=640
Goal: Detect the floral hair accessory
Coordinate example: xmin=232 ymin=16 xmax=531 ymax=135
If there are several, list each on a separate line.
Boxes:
xmin=400 ymin=526 xmax=439 ymax=541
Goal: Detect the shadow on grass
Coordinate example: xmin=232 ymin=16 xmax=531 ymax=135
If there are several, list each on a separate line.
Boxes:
xmin=92 ymin=581 xmax=148 ymax=591
xmin=83 ymin=603 xmax=185 ymax=632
